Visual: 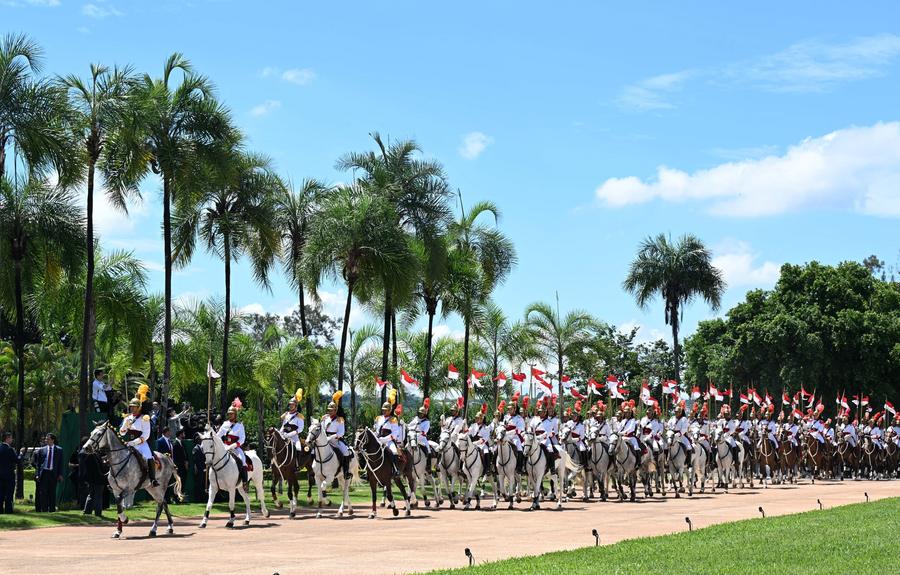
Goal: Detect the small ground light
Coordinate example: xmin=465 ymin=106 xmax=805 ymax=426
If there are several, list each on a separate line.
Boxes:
xmin=465 ymin=548 xmax=474 ymax=567
xmin=592 ymin=529 xmax=599 ymax=546
xmin=817 ymin=499 xmax=823 ymax=510
xmin=758 ymin=506 xmax=765 ymax=518
xmin=865 ymin=492 xmax=869 ymax=503
xmin=685 ymin=517 xmax=692 ymax=531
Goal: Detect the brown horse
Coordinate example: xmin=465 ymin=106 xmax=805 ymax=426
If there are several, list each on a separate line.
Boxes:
xmin=834 ymin=434 xmax=859 ymax=480
xmin=755 ymin=432 xmax=779 ymax=487
xmin=264 ymin=427 xmax=315 ymax=518
xmin=354 ymin=428 xmax=413 ymax=518
xmin=885 ymin=442 xmax=899 ymax=478
xmin=778 ymin=430 xmax=800 ymax=483
xmin=804 ymin=436 xmax=831 ymax=482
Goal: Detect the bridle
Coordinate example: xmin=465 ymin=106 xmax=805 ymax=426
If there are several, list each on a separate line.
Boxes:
xmin=355 ymin=428 xmax=390 ymax=487
xmin=266 ymin=430 xmax=295 ymax=470
xmin=308 ymin=425 xmax=336 ymax=467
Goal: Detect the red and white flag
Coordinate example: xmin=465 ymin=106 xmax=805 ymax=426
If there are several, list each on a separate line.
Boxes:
xmin=531 ymin=367 xmax=546 ymax=378
xmin=536 ymin=375 xmax=552 ymax=390
xmin=662 ymin=380 xmax=677 ymax=395
xmin=588 ymin=378 xmax=602 ymax=391
xmin=691 ymin=386 xmax=701 ymax=400
xmin=512 ymin=372 xmax=526 ymax=382
xmin=640 ymin=382 xmax=653 ymax=406
xmin=885 ymin=401 xmax=896 ymax=416
xmin=709 ymin=384 xmax=723 ymax=402
xmin=469 ymin=369 xmax=486 ymax=389
xmin=560 ymin=375 xmax=573 ymax=389
xmin=739 ymin=393 xmax=749 ymax=405
xmin=782 ymin=391 xmax=791 ymax=405
xmin=375 ymin=377 xmax=389 ymax=390
xmin=493 ymin=371 xmax=507 ymax=382
xmin=840 ymin=395 xmax=849 ymax=410
xmin=447 ymin=364 xmax=460 ymax=380
xmin=806 ymin=393 xmax=816 ymax=410
xmin=207 ymin=359 xmax=221 ymax=380
xmin=400 ymin=369 xmax=419 ymax=386
xmin=764 ymin=392 xmax=773 ymax=406
xmin=606 ymin=375 xmax=624 ymax=399
xmin=862 ymin=395 xmax=870 ymax=407
xmin=570 ymin=387 xmax=586 ymax=400
xmin=801 ymin=385 xmax=810 ymax=399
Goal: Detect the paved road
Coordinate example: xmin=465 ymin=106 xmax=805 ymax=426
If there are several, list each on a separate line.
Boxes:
xmin=3 ymin=480 xmax=897 ymax=575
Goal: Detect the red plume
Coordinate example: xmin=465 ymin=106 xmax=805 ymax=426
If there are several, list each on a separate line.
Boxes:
xmin=511 ymin=391 xmax=521 ymax=404
xmin=575 ymin=400 xmax=582 ymax=412
xmin=481 ymin=403 xmax=488 ymax=415
xmin=456 ymin=397 xmax=464 ymax=410
xmin=231 ymin=397 xmax=242 ymax=410
xmin=498 ymin=400 xmax=506 ymax=412
xmin=423 ymin=397 xmax=430 ymax=410
xmin=522 ymin=396 xmax=530 ymax=409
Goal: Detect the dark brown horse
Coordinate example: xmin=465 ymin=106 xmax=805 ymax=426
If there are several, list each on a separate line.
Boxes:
xmin=264 ymin=427 xmax=314 ymax=517
xmin=804 ymin=436 xmax=831 ymax=482
xmin=354 ymin=428 xmax=413 ymax=518
xmin=834 ymin=434 xmax=859 ymax=480
xmin=778 ymin=430 xmax=800 ymax=483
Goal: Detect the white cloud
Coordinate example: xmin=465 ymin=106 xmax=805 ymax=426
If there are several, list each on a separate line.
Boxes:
xmin=711 ymin=241 xmax=781 ymax=288
xmin=708 ymin=144 xmax=779 ymax=161
xmin=250 ymin=100 xmax=281 ymax=118
xmin=281 ymin=68 xmax=316 ymax=85
xmin=140 ymin=260 xmax=165 ymax=273
xmin=81 ymin=3 xmax=123 ymax=18
xmin=618 ymin=320 xmax=669 ymax=345
xmin=459 ymin=132 xmax=493 ymax=160
xmin=240 ymin=303 xmax=266 ymax=316
xmin=27 ymin=0 xmax=60 ymax=6
xmin=77 ymin=26 xmax=91 ymax=34
xmin=732 ymin=34 xmax=900 ymax=92
xmin=617 ymin=71 xmax=692 ymax=111
xmin=431 ymin=324 xmax=464 ymax=341
xmin=595 ymin=122 xmax=900 ymax=217
xmin=259 ymin=66 xmax=278 ymax=78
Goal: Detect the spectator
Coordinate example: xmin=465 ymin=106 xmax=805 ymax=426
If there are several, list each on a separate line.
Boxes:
xmin=172 ymin=429 xmax=188 ymax=497
xmin=167 ymin=403 xmax=191 ymax=435
xmin=68 ymin=438 xmax=85 ymax=508
xmin=191 ymin=434 xmax=206 ymax=503
xmin=91 ymin=368 xmax=112 ymax=418
xmin=33 ymin=433 xmax=63 ymax=512
xmin=80 ymin=448 xmax=107 ymax=517
xmin=156 ymin=426 xmax=173 ymax=456
xmin=0 ymin=431 xmax=18 ymax=513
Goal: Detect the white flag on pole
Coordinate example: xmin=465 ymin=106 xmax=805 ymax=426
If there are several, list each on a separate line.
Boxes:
xmin=207 ymin=359 xmax=221 ymax=380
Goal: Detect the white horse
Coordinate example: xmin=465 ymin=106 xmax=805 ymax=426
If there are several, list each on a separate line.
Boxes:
xmin=559 ymin=425 xmax=591 ymax=501
xmin=522 ymin=430 xmax=563 ymax=510
xmin=666 ymin=430 xmax=690 ymax=497
xmin=456 ymin=433 xmax=497 ymax=510
xmin=405 ymin=422 xmax=437 ymax=508
xmin=305 ymin=418 xmax=358 ymax=518
xmin=197 ymin=425 xmax=268 ymax=528
xmin=82 ymin=422 xmax=182 ymax=538
xmin=712 ymin=428 xmax=744 ymax=492
xmin=691 ymin=430 xmax=709 ymax=494
xmin=585 ymin=429 xmax=613 ymax=501
xmin=493 ymin=426 xmax=521 ymax=509
xmin=611 ymin=433 xmax=638 ymax=502
xmin=435 ymin=425 xmax=461 ymax=509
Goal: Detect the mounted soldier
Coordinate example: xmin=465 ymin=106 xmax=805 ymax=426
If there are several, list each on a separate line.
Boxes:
xmin=217 ymin=397 xmax=249 ymax=487
xmin=716 ymin=404 xmax=740 ymax=463
xmin=279 ymin=388 xmax=305 ymax=450
xmin=737 ymin=404 xmax=753 ymax=455
xmin=119 ymin=384 xmax=158 ymax=487
xmin=375 ymin=389 xmax=403 ymax=476
xmin=762 ymin=403 xmax=780 ymax=462
xmin=838 ymin=410 xmax=858 ymax=448
xmin=668 ymin=400 xmax=693 ymax=465
xmin=409 ymin=397 xmax=433 ymax=469
xmin=323 ymin=391 xmax=353 ymax=480
xmin=640 ymin=401 xmax=664 ymax=456
xmin=444 ymin=398 xmax=465 ymax=436
xmin=466 ymin=404 xmax=494 ymax=470
xmin=618 ymin=400 xmax=642 ymax=459
xmin=566 ymin=400 xmax=588 ymax=467
xmin=503 ymin=392 xmax=526 ymax=473
xmin=808 ymin=404 xmax=827 ymax=445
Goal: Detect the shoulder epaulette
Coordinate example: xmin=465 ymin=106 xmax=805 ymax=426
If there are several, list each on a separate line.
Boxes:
xmin=298 ymin=414 xmax=304 ymax=420
xmin=142 ymin=415 xmax=150 ymax=421
xmin=337 ymin=416 xmax=344 ymax=422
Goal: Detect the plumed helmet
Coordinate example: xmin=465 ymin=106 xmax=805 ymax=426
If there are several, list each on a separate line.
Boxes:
xmin=327 ymin=390 xmax=343 ymax=410
xmin=226 ymin=397 xmax=242 ymax=416
xmin=522 ymin=396 xmax=530 ymax=410
xmin=395 ymin=404 xmax=403 ymax=416
xmin=511 ymin=391 xmax=521 ymax=405
xmin=418 ymin=397 xmax=430 ymax=417
xmin=128 ymin=397 xmax=141 ymax=408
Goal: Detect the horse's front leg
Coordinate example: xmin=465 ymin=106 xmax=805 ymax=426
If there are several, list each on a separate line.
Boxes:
xmin=396 ymin=477 xmax=411 ymax=517
xmin=368 ymin=480 xmax=378 ymax=519
xmin=271 ymin=470 xmax=282 ymax=509
xmin=254 ymin=471 xmax=269 ymax=518
xmin=149 ymin=501 xmax=163 ymax=536
xmin=316 ymin=477 xmax=326 ymax=519
xmin=239 ymin=483 xmax=251 ymax=525
xmin=163 ymin=500 xmax=175 ymax=534
xmin=199 ymin=483 xmax=216 ymax=528
xmin=112 ymin=494 xmax=125 ymax=539
xmin=226 ymin=489 xmax=236 ymax=528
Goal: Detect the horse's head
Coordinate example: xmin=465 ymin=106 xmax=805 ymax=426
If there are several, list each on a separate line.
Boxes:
xmin=438 ymin=427 xmax=453 ymax=451
xmin=305 ymin=419 xmax=322 ymax=445
xmin=493 ymin=425 xmax=506 ymax=443
xmin=82 ymin=422 xmax=110 ymax=454
xmin=455 ymin=432 xmax=470 ymax=452
xmin=558 ymin=425 xmax=571 ymax=443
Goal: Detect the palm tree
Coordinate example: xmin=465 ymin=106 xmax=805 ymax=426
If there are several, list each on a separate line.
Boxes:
xmin=0 ymin=177 xmax=83 ymax=475
xmin=173 ymin=147 xmax=282 ymax=412
xmin=476 ymin=300 xmax=511 ymax=405
xmin=623 ymin=233 xmax=726 ymax=383
xmin=445 ymin=200 xmax=516 ymax=416
xmin=59 ymin=63 xmax=137 ymax=435
xmin=0 ymin=33 xmax=79 ymax=185
xmin=337 ymin=133 xmax=451 ymax=395
xmin=410 ymin=233 xmax=451 ymax=398
xmin=504 ymin=321 xmax=542 ymax=398
xmin=345 ymin=324 xmax=381 ymax=427
xmin=105 ymin=53 xmax=234 ymax=414
xmin=525 ymin=299 xmax=595 ymax=419
xmin=303 ymin=184 xmax=414 ymax=391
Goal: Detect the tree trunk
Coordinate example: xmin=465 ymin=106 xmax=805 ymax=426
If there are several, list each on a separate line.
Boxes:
xmin=558 ymin=352 xmax=564 ymax=423
xmin=257 ymin=394 xmax=267 ymax=464
xmin=337 ymin=279 xmax=356 ymax=391
xmin=492 ymin=335 xmax=499 ymax=407
xmin=391 ymin=310 xmax=398 ymax=374
xmin=380 ymin=289 xmax=391 ymax=404
xmin=162 ymin=176 xmax=173 ymax=416
xmin=78 ymin=158 xmax=96 ymax=437
xmin=671 ymin=302 xmax=681 ymax=384
xmin=423 ymin=304 xmax=436 ymax=398
xmin=462 ymin=315 xmax=470 ymax=419
xmin=220 ymin=237 xmax=231 ymax=413
xmin=13 ymin=256 xmax=26 ymax=495
xmin=350 ymin=373 xmax=357 ymax=430
xmin=298 ymin=282 xmax=313 ymax=416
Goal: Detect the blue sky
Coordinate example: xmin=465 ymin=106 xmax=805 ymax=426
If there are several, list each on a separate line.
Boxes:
xmin=5 ymin=1 xmax=899 ymax=346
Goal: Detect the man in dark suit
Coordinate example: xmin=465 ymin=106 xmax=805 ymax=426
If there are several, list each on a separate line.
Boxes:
xmin=80 ymin=447 xmax=107 ymax=517
xmin=0 ymin=431 xmax=18 ymax=513
xmin=172 ymin=429 xmax=188 ymax=502
xmin=156 ymin=426 xmax=173 ymax=456
xmin=191 ymin=434 xmax=206 ymax=503
xmin=33 ymin=433 xmax=63 ymax=512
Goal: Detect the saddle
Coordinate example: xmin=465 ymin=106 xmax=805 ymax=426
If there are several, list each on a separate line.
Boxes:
xmin=230 ymin=452 xmax=252 ymax=471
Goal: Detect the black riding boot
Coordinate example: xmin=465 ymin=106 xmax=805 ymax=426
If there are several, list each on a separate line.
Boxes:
xmin=579 ymin=449 xmax=588 ymax=467
xmin=685 ymin=448 xmax=693 ymax=468
xmin=147 ymin=458 xmax=159 ymax=487
xmin=386 ymin=450 xmax=399 ymax=477
xmin=516 ymin=450 xmax=525 ymax=474
xmin=341 ymin=454 xmax=352 ymax=480
xmin=731 ymin=445 xmax=740 ymax=462
xmin=239 ymin=464 xmax=248 ymax=486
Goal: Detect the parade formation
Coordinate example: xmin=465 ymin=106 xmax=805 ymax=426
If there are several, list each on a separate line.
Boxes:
xmin=81 ymin=379 xmax=900 ymax=538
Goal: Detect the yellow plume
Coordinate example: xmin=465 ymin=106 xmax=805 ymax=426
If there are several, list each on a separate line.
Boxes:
xmin=388 ymin=389 xmax=397 ymax=405
xmin=332 ymin=390 xmax=343 ymax=403
xmin=136 ymin=383 xmax=150 ymax=403
xmin=294 ymin=388 xmax=303 ymax=403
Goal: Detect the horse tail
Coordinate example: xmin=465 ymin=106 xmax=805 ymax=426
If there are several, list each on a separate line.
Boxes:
xmin=172 ymin=466 xmax=184 ymax=503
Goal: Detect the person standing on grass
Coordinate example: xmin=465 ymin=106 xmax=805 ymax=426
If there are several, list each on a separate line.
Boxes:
xmin=81 ymin=446 xmax=107 ymax=517
xmin=33 ymin=433 xmax=64 ymax=512
xmin=172 ymin=429 xmax=188 ymax=501
xmin=0 ymin=431 xmax=18 ymax=513
xmin=191 ymin=434 xmax=207 ymax=503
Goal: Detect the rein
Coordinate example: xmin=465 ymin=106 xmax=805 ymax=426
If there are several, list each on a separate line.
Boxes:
xmin=357 ymin=429 xmax=390 ymax=487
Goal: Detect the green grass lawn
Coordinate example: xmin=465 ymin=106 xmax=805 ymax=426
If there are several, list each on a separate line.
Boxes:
xmin=423 ymin=497 xmax=900 ymax=575
xmin=0 ymin=476 xmax=395 ymax=531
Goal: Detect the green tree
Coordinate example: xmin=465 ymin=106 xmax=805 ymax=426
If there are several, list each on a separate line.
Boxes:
xmin=623 ymin=233 xmax=725 ymax=383
xmin=445 ymin=200 xmax=516 ymax=416
xmin=106 ymin=53 xmax=233 ymax=414
xmin=173 ymin=147 xmax=282 ymax=412
xmin=303 ymin=185 xmax=414 ymax=391
xmin=59 ymin=63 xmax=137 ymax=435
xmin=476 ymin=300 xmax=511 ymax=405
xmin=0 ymin=177 xmax=83 ymax=473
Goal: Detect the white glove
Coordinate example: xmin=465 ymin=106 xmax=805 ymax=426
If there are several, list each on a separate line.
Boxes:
xmin=225 ymin=443 xmax=236 ymax=451
xmin=127 ymin=439 xmax=140 ymax=448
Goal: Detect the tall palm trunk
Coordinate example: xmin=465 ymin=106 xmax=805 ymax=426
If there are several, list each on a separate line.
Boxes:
xmin=162 ymin=177 xmax=173 ymax=415
xmin=220 ymin=238 xmax=232 ymax=412
xmin=423 ymin=299 xmax=436 ymax=398
xmin=462 ymin=314 xmax=470 ymax=419
xmin=78 ymin=157 xmax=96 ymax=437
xmin=257 ymin=394 xmax=266 ymax=464
xmin=557 ymin=352 xmax=564 ymax=422
xmin=670 ymin=301 xmax=681 ymax=384
xmin=391 ymin=311 xmax=398 ymax=373
xmin=350 ymin=371 xmax=357 ymax=429
xmin=492 ymin=335 xmax=499 ymax=407
xmin=13 ymin=254 xmax=26 ymax=494
xmin=337 ymin=278 xmax=356 ymax=391
xmin=380 ymin=290 xmax=391 ymax=404
xmin=297 ymin=281 xmax=314 ymax=415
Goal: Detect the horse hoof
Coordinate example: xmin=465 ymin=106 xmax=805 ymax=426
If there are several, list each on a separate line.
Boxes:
xmin=337 ymin=512 xmax=344 ymax=519
xmin=148 ymin=530 xmax=156 ymax=538
xmin=289 ymin=512 xmax=296 ymax=519
xmin=226 ymin=522 xmax=234 ymax=529
xmin=368 ymin=513 xmax=376 ymax=519
xmin=315 ymin=512 xmax=322 ymax=519
xmin=392 ymin=508 xmax=399 ymax=517
xmin=198 ymin=523 xmax=206 ymax=529
xmin=425 ymin=501 xmax=431 ymax=508
xmin=405 ymin=510 xmax=411 ymax=517
xmin=111 ymin=532 xmax=121 ymax=539
xmin=244 ymin=520 xmax=250 ymax=526
xmin=167 ymin=528 xmax=174 ymax=535
xmin=275 ymin=502 xmax=283 ymax=509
